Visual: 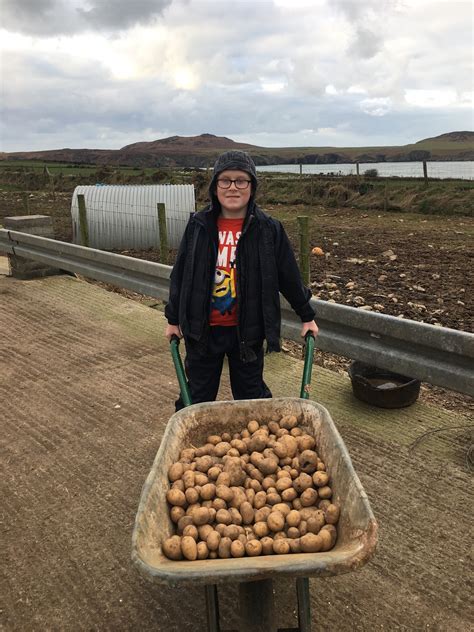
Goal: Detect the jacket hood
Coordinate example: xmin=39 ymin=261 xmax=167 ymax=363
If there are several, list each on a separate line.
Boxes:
xmin=208 ymin=150 xmax=258 ymax=213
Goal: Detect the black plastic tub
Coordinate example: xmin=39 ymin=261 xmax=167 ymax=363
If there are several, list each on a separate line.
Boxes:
xmin=348 ymin=361 xmax=421 ymax=409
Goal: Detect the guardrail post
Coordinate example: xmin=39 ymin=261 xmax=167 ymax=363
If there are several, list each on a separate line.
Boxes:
xmin=298 ymin=215 xmax=310 ymax=286
xmin=157 ymin=202 xmax=169 ymax=264
xmin=77 ymin=194 xmax=89 ymax=247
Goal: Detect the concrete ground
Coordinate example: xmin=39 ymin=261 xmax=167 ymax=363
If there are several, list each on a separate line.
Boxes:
xmin=1 ymin=274 xmax=472 ymax=631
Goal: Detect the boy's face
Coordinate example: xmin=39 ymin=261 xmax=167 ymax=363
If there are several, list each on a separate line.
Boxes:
xmin=216 ymin=169 xmax=252 ymax=218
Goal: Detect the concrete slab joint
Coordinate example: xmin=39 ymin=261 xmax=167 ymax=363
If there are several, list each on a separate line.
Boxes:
xmin=3 ymin=215 xmax=61 ymax=279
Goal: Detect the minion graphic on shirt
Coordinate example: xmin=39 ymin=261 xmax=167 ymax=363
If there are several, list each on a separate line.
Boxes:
xmin=211 ymin=266 xmax=236 ymax=315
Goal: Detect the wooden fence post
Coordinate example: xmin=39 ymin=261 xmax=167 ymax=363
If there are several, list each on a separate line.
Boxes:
xmin=422 ymin=161 xmax=428 ymax=185
xmin=77 ymin=194 xmax=89 ymax=247
xmin=157 ymin=202 xmax=169 ymax=264
xmin=356 ymin=162 xmax=360 ymax=176
xmin=297 ymin=215 xmax=310 ymax=286
xmin=299 ymin=164 xmax=303 ymax=176
xmin=22 ymin=192 xmax=30 ymax=215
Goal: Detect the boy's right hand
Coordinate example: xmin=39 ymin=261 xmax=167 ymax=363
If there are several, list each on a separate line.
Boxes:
xmin=165 ymin=324 xmax=183 ymax=340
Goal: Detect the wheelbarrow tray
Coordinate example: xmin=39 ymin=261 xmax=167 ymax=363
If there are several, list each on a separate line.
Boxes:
xmin=132 ymin=397 xmax=377 ymax=586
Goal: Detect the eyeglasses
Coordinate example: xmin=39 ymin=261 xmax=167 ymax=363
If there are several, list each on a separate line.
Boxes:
xmin=217 ymin=178 xmax=252 ymax=190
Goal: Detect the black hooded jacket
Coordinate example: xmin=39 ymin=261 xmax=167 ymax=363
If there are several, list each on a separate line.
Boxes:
xmin=165 ymin=198 xmax=316 ymax=360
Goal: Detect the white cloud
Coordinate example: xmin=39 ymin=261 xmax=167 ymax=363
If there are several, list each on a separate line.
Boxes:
xmin=0 ymin=0 xmax=472 ymax=151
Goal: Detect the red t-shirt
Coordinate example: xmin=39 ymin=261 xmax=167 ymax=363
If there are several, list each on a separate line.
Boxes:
xmin=209 ymin=216 xmax=244 ymax=326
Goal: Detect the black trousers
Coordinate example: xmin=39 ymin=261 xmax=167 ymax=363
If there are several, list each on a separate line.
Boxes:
xmin=176 ymin=326 xmax=272 ymax=411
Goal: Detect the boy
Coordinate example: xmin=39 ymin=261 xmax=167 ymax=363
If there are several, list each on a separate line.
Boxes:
xmin=165 ymin=150 xmax=318 ymax=410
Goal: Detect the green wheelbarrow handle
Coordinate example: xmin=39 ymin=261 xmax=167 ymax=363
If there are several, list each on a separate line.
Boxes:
xmin=300 ymin=331 xmax=316 ymax=399
xmin=170 ymin=331 xmax=316 ymax=407
xmin=169 ymin=335 xmax=193 ymax=407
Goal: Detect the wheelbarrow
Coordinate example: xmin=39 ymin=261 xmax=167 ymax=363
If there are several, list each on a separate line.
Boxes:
xmin=132 ymin=334 xmax=378 ymax=631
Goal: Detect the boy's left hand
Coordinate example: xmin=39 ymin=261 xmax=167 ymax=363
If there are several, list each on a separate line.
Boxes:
xmin=301 ymin=320 xmax=319 ymax=337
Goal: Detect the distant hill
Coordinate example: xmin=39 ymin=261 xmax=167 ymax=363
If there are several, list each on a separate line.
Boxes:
xmin=2 ymin=131 xmax=473 ymax=167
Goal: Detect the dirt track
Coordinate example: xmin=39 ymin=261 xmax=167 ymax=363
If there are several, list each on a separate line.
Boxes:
xmin=1 ymin=275 xmax=472 ymax=631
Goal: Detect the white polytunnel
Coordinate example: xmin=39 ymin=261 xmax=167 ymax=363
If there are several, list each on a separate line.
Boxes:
xmin=71 ymin=184 xmax=195 ymax=250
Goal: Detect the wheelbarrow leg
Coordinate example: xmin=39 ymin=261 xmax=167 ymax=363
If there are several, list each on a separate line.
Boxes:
xmin=238 ymin=579 xmax=277 ymax=632
xmin=205 ymin=584 xmax=220 ymax=632
xmin=296 ymin=578 xmax=311 ymax=631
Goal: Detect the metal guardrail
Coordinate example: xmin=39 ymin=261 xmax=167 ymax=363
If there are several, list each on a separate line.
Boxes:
xmin=1 ymin=228 xmax=473 ymax=396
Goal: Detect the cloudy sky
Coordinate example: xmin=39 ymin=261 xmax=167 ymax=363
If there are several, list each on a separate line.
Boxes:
xmin=0 ymin=0 xmax=473 ymax=152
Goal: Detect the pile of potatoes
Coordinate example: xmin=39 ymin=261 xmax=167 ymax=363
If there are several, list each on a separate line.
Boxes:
xmin=162 ymin=414 xmax=340 ymax=561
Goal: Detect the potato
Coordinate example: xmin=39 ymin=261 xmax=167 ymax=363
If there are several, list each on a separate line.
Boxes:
xmin=245 ymin=488 xmax=256 ymax=505
xmin=300 ymin=533 xmax=323 ymax=553
xmin=231 ymin=439 xmax=247 ymax=454
xmin=273 ymin=539 xmax=290 ymax=555
xmin=228 ymin=507 xmax=243 ymax=525
xmin=177 ymin=515 xmax=193 ymax=534
xmin=180 ymin=448 xmax=195 ymax=462
xmin=214 ymin=442 xmax=232 ymax=457
xmin=307 ymin=511 xmax=326 ymax=534
xmin=312 ymin=471 xmax=329 ymax=487
xmin=275 ymin=477 xmax=293 ymax=492
xmin=215 ymin=509 xmax=232 ymax=525
xmin=299 ymin=520 xmax=308 ymax=536
xmin=290 ymin=427 xmax=302 ymax=437
xmin=185 ymin=487 xmax=200 ymax=505
xmin=230 ymin=540 xmax=246 ymax=558
xmin=318 ymin=486 xmax=332 ymax=500
xmin=273 ymin=442 xmax=287 ymax=459
xmin=266 ymin=492 xmax=282 ymax=506
xmin=298 ymin=434 xmax=316 ymax=451
xmin=324 ymin=504 xmax=340 ymax=525
xmin=216 ymin=471 xmax=232 ymax=487
xmin=318 ymin=529 xmax=333 ymax=552
xmin=286 ymin=510 xmax=301 ymax=528
xmin=258 ymin=457 xmax=278 ymax=476
xmin=198 ymin=524 xmax=213 ymax=541
xmin=200 ymin=483 xmax=216 ymax=501
xmin=216 ymin=485 xmax=234 ymax=503
xmin=289 ymin=538 xmax=301 ymax=553
xmin=182 ymin=524 xmax=199 ymax=540
xmin=260 ymin=537 xmax=274 ymax=555
xmin=293 ymin=473 xmax=313 ymax=493
xmin=208 ymin=466 xmax=221 ymax=481
xmin=240 ymin=501 xmax=254 ymax=525
xmin=272 ymin=503 xmax=291 ymax=517
xmin=287 ymin=527 xmax=300 ymax=539
xmin=194 ymin=473 xmax=209 ymax=486
xmin=172 ymin=479 xmax=185 ymax=492
xmin=206 ymin=530 xmax=221 ymax=551
xmin=207 ymin=434 xmax=221 ymax=445
xmin=223 ymin=525 xmax=241 ymax=540
xmin=182 ymin=471 xmax=195 ymax=489
xmin=212 ymin=498 xmax=227 ymax=511
xmin=249 ymin=431 xmax=268 ymax=453
xmin=197 ymin=541 xmax=209 ymax=559
xmin=279 ymin=414 xmax=298 ymax=430
xmin=262 ymin=476 xmax=276 ymax=491
xmin=249 ymin=479 xmax=262 ymax=492
xmin=181 ymin=535 xmax=198 ymax=560
xmin=316 ymin=461 xmax=327 ymax=471
xmin=280 ymin=435 xmax=298 ymax=458
xmin=318 ymin=499 xmax=331 ymax=511
xmin=162 ymin=535 xmax=183 ymax=560
xmin=193 ymin=507 xmax=211 ymax=526
xmin=292 ymin=498 xmax=302 ymax=511
xmin=215 ymin=523 xmax=226 ymax=536
xmin=247 ymin=419 xmax=260 ymax=434
xmin=245 ymin=539 xmax=263 ymax=557
xmin=218 ymin=536 xmax=232 ymax=558
xmin=170 ymin=506 xmax=185 ymax=524
xmin=229 ymin=487 xmax=247 ymax=509
xmin=254 ymin=507 xmax=271 ymax=523
xmin=300 ymin=488 xmax=318 ymax=507
xmin=320 ymin=524 xmax=337 ymax=548
xmin=195 ymin=456 xmax=214 ymax=473
xmin=281 ymin=487 xmax=297 ymax=502
xmin=253 ymin=491 xmax=267 ymax=509
xmin=299 ymin=450 xmax=318 ymax=474
xmin=253 ymin=521 xmax=269 ymax=538
xmin=166 ymin=489 xmax=186 ymax=507
xmin=267 ymin=511 xmax=285 ymax=532
xmin=168 ymin=462 xmax=184 ymax=482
